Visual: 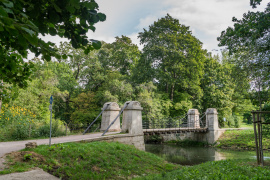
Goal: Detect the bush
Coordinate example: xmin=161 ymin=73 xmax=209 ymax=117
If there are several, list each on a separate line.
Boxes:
xmin=0 ymin=105 xmax=66 ymax=141
xmin=35 ymin=120 xmax=66 ymax=138
xmin=225 ymin=115 xmax=240 ymax=128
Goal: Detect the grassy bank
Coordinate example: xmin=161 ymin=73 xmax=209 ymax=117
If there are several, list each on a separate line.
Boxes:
xmin=217 ymin=129 xmax=270 ymax=150
xmin=136 ymin=159 xmax=270 ymax=180
xmin=1 ymin=142 xmax=178 ymax=179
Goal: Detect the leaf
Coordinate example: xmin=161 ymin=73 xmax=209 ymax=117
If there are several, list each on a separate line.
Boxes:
xmin=2 ymin=0 xmax=13 ymax=8
xmin=97 ymin=13 xmax=106 ymax=22
xmin=21 ymin=27 xmax=35 ymax=36
xmin=22 ymin=32 xmax=38 ymax=46
xmin=92 ymin=41 xmax=101 ymax=49
xmin=43 ymin=55 xmax=51 ymax=61
xmin=49 ymin=27 xmax=57 ymax=36
xmin=84 ymin=2 xmax=98 ymax=10
xmin=53 ymin=3 xmax=62 ymax=13
xmin=62 ymin=54 xmax=68 ymax=59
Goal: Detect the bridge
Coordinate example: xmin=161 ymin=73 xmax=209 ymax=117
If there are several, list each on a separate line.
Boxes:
xmin=83 ymin=101 xmax=225 ymax=150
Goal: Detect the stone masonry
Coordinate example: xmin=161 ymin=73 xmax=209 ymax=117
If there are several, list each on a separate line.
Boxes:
xmin=100 ymin=102 xmax=121 ymax=132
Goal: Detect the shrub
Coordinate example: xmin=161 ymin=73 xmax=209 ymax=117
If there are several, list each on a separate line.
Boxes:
xmin=35 ymin=119 xmax=66 ymax=138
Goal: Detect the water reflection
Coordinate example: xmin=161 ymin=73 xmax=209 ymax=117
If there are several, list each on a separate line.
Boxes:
xmin=145 ymin=144 xmax=266 ymax=165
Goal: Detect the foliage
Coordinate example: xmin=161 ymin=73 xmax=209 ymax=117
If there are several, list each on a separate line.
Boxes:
xmin=138 ymin=14 xmax=206 ymax=102
xmin=218 ymin=2 xmax=270 ymax=107
xmin=2 ymin=142 xmax=179 ymax=178
xmin=0 ymin=102 xmax=66 ymax=141
xmin=137 ymin=159 xmax=270 ymax=180
xmin=0 ymin=104 xmax=37 ymax=140
xmin=0 ymin=0 xmax=105 ymax=87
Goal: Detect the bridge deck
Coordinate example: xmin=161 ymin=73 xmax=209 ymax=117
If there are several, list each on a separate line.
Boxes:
xmin=143 ymin=127 xmax=208 ymax=134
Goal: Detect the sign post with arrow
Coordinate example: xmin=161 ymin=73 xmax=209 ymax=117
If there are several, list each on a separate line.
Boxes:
xmin=49 ymin=95 xmax=53 ymax=147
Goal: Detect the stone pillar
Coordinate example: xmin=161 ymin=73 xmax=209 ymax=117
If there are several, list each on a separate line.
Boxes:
xmin=205 ymin=108 xmax=223 ymax=144
xmin=187 ymin=109 xmax=200 ymax=128
xmin=100 ymin=102 xmax=121 ymax=132
xmin=206 ymin=108 xmax=219 ymax=131
xmin=122 ymin=101 xmax=143 ymax=135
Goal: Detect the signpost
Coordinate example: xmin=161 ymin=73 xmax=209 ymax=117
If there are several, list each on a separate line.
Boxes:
xmin=49 ymin=95 xmax=53 ymax=147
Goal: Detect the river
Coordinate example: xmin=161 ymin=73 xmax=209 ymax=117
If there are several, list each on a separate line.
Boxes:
xmin=145 ymin=144 xmax=269 ymax=165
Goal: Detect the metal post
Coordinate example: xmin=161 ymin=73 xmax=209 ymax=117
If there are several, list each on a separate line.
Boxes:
xmin=83 ymin=103 xmax=110 ymax=135
xmin=257 ymin=113 xmax=262 ymax=165
xmin=49 ymin=105 xmax=52 ymax=147
xmin=49 ymin=95 xmax=53 ymax=147
xmin=253 ymin=112 xmax=260 ymax=165
xmin=102 ymin=102 xmax=129 ymax=136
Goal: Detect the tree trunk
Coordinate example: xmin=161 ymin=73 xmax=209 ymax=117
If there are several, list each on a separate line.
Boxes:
xmin=0 ymin=80 xmax=3 ymax=113
xmin=170 ymin=84 xmax=175 ymax=101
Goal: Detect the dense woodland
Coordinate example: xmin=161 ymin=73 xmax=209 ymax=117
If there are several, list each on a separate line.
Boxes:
xmin=1 ymin=1 xmax=270 ymax=140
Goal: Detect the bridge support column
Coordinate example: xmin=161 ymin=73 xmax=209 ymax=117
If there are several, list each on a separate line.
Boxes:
xmin=205 ymin=108 xmax=224 ymax=144
xmin=122 ymin=101 xmax=143 ymax=135
xmin=121 ymin=101 xmax=145 ymax=150
xmin=100 ymin=102 xmax=121 ymax=132
xmin=187 ymin=109 xmax=200 ymax=128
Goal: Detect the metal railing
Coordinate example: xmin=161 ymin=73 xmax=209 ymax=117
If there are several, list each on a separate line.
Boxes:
xmin=143 ymin=112 xmax=207 ymax=130
xmin=142 ymin=114 xmax=188 ymax=129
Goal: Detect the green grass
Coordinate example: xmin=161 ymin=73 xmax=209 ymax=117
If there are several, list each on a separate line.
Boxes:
xmin=1 ymin=142 xmax=179 ymax=179
xmin=136 ymin=159 xmax=270 ymax=180
xmin=217 ymin=129 xmax=270 ymax=150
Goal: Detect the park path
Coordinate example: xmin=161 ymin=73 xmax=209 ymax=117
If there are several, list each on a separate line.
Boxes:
xmin=0 ymin=132 xmax=118 ymax=158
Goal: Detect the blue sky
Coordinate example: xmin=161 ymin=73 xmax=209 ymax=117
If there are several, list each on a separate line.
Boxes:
xmin=41 ymin=0 xmax=268 ymax=57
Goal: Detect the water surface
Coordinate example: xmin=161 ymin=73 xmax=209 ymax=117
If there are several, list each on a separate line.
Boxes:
xmin=145 ymin=144 xmax=269 ymax=165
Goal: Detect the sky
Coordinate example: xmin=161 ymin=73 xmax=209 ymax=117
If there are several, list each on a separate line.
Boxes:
xmin=41 ymin=0 xmax=269 ymax=57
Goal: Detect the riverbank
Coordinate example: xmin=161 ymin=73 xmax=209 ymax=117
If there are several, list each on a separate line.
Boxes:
xmin=216 ymin=129 xmax=270 ymax=151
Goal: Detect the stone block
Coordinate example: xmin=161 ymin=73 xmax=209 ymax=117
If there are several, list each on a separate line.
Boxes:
xmin=25 ymin=142 xmax=37 ymax=149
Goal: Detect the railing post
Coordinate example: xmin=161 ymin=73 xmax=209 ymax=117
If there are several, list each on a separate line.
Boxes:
xmin=121 ymin=101 xmax=143 ymax=135
xmin=100 ymin=102 xmax=121 ymax=132
xmin=187 ymin=109 xmax=200 ymax=128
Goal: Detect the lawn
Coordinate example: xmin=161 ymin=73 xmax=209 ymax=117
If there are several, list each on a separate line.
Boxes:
xmin=217 ymin=129 xmax=270 ymax=150
xmin=136 ymin=159 xmax=270 ymax=180
xmin=1 ymin=141 xmax=179 ymax=179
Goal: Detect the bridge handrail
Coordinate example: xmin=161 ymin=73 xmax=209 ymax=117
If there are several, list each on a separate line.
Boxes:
xmin=83 ymin=103 xmax=110 ymax=135
xmin=199 ymin=112 xmax=206 ymax=127
xmin=102 ymin=102 xmax=130 ymax=136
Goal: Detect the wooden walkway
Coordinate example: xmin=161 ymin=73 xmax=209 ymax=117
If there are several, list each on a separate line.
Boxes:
xmin=143 ymin=127 xmax=208 ymax=135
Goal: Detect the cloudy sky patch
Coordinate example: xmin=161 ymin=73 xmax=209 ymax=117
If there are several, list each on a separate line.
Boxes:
xmin=39 ymin=0 xmax=269 ymax=58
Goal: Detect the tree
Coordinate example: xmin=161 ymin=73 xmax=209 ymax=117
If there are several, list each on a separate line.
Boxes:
xmin=138 ymin=14 xmax=206 ymax=102
xmin=218 ymin=2 xmax=270 ymax=109
xmin=0 ymin=0 xmax=106 ymax=87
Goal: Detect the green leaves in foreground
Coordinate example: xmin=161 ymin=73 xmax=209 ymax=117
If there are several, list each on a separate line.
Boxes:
xmin=138 ymin=159 xmax=270 ymax=180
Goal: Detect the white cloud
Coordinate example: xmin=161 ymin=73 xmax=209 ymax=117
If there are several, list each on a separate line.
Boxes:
xmin=40 ymin=0 xmax=269 ymax=56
